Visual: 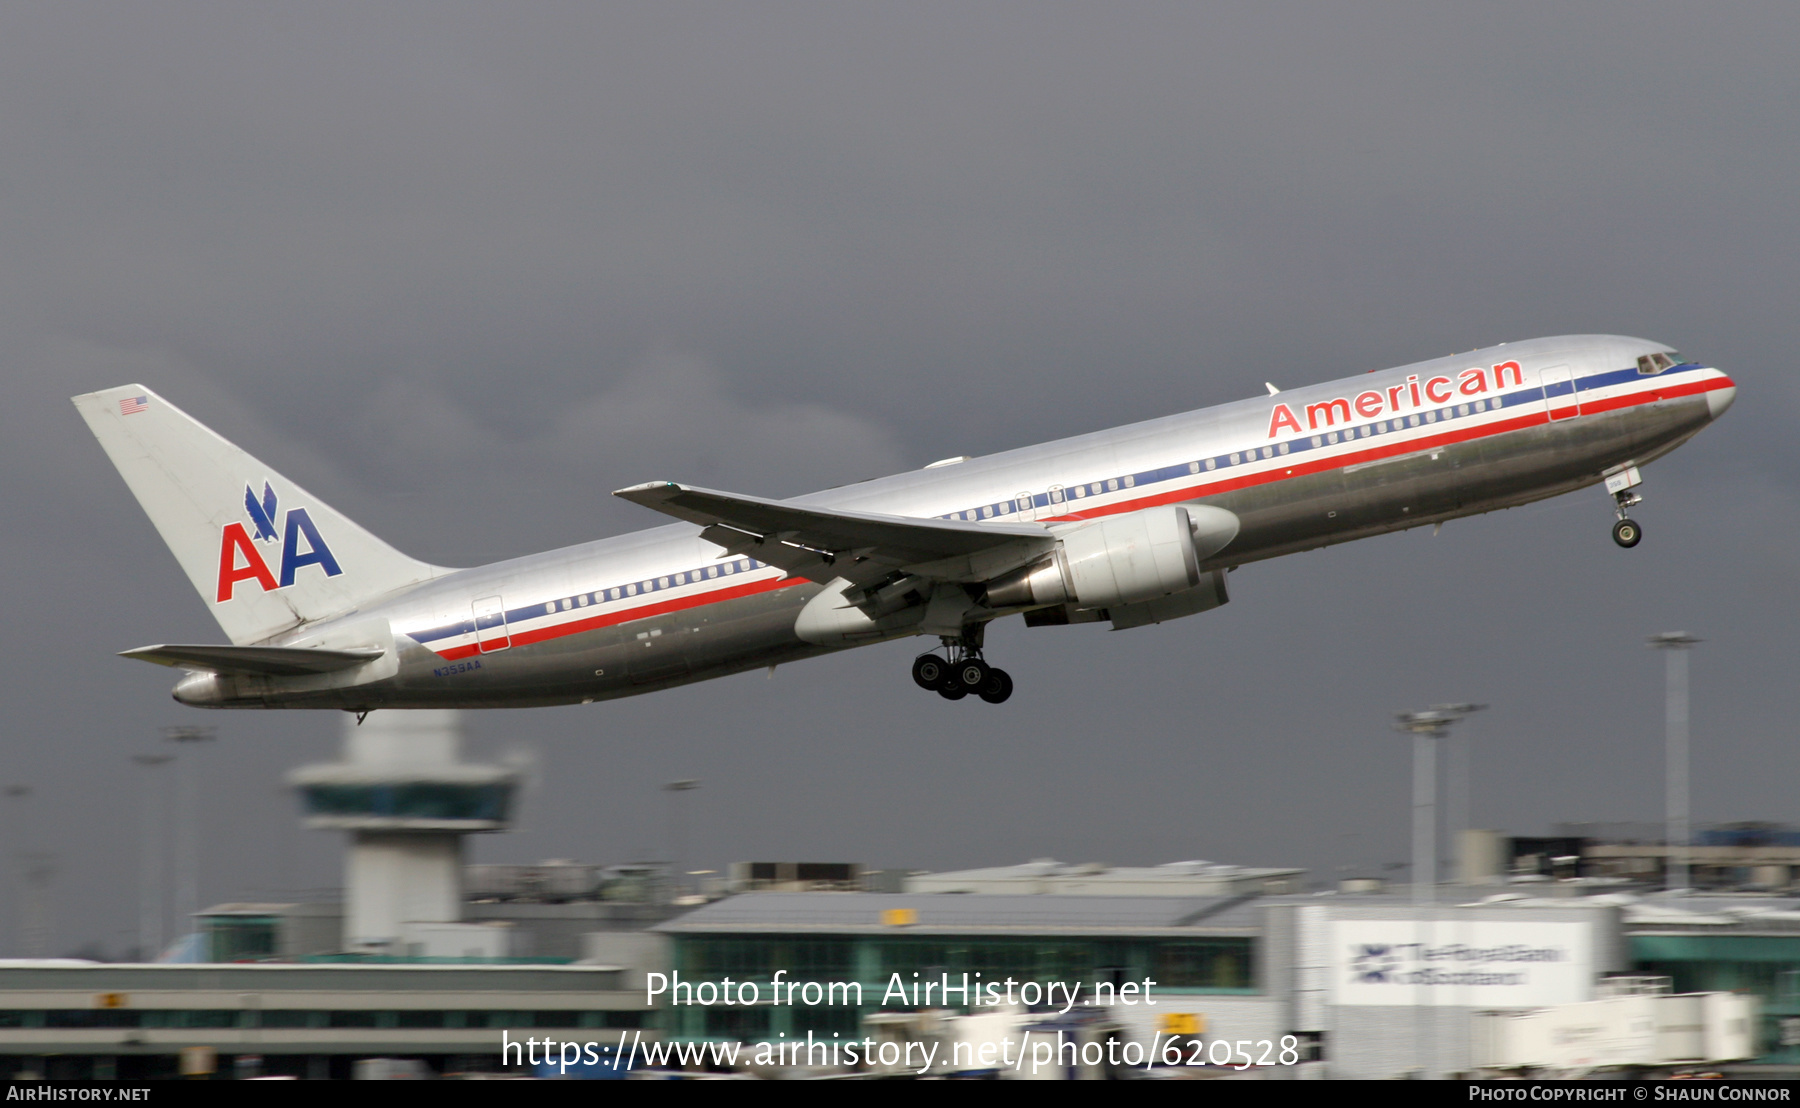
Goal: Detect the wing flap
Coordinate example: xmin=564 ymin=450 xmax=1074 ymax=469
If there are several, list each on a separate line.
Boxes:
xmin=614 ymin=481 xmax=1054 ymax=585
xmin=121 ymin=643 xmax=386 ymax=676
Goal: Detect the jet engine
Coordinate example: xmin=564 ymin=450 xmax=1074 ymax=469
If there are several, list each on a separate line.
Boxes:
xmin=983 ymin=504 xmax=1239 ymax=612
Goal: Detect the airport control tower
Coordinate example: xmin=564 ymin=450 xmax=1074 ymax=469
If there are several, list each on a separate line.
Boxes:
xmin=288 ymin=711 xmax=521 ymax=955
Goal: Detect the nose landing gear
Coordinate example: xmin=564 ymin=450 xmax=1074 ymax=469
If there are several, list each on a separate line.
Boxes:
xmin=913 ymin=631 xmax=1013 ymax=704
xmin=1606 ymin=467 xmax=1644 ymax=548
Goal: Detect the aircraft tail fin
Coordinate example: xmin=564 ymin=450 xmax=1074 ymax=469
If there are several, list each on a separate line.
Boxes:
xmin=72 ymin=385 xmax=447 ymax=645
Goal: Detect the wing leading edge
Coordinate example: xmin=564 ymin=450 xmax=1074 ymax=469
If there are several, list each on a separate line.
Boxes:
xmin=612 ymin=481 xmax=1055 ymax=587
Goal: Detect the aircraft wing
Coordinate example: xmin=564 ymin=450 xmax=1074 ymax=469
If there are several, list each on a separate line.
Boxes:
xmin=120 ymin=643 xmax=386 ymax=676
xmin=613 ymin=481 xmax=1055 ymax=587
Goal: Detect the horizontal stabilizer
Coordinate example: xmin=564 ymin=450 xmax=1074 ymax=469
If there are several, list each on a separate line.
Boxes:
xmin=614 ymin=480 xmax=1054 ymax=586
xmin=120 ymin=643 xmax=386 ymax=677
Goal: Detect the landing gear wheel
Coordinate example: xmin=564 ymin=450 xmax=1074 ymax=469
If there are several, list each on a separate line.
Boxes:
xmin=912 ymin=654 xmax=946 ymax=690
xmin=955 ymin=658 xmax=991 ymax=692
xmin=1612 ymin=518 xmax=1642 ymax=548
xmin=936 ymin=665 xmax=969 ymax=699
xmin=978 ymin=667 xmax=1014 ymax=705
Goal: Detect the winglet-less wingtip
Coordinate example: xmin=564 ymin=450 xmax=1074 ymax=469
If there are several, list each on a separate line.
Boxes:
xmin=612 ymin=481 xmax=685 ymax=502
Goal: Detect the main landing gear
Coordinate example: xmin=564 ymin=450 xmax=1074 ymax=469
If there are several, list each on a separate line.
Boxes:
xmin=912 ymin=637 xmax=1013 ymax=705
xmin=1607 ymin=466 xmax=1645 ymax=549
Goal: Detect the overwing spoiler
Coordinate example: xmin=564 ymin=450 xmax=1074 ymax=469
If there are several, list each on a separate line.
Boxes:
xmin=613 ymin=481 xmax=1056 ymax=587
xmin=120 ymin=643 xmax=386 ymax=677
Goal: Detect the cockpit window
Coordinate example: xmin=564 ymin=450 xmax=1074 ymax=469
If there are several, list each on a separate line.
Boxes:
xmin=1636 ymin=352 xmax=1678 ymax=374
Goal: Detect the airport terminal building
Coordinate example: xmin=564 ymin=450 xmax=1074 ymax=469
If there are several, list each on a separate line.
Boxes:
xmin=652 ymin=889 xmax=1633 ymax=1078
xmin=2 ymin=878 xmax=1796 ymax=1078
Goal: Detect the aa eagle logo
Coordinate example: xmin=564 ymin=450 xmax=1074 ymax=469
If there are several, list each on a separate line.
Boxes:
xmin=215 ymin=481 xmax=343 ymax=601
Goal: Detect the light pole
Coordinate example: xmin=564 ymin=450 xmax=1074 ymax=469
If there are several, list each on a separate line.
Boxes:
xmin=1395 ymin=706 xmax=1483 ymax=901
xmin=664 ymin=780 xmax=699 ymax=901
xmin=1394 ymin=705 xmax=1480 ymax=1081
xmin=1648 ymin=633 xmax=1701 ymax=894
xmin=3 ymin=785 xmax=32 ymax=956
xmin=164 ymin=726 xmax=215 ymax=940
xmin=132 ymin=753 xmax=174 ymax=960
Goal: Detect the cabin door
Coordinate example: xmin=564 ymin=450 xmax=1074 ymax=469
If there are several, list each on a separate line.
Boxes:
xmin=1541 ymin=366 xmax=1579 ymax=421
xmin=473 ymin=596 xmax=510 ymax=653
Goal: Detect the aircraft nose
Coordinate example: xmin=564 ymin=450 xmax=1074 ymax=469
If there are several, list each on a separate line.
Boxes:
xmin=1707 ymin=374 xmax=1737 ymax=420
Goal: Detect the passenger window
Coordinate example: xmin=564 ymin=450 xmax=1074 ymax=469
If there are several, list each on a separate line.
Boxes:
xmin=1123 ymin=475 xmax=1135 ymax=488
xmin=1188 ymin=461 xmax=1200 ymax=474
xmin=1326 ymin=432 xmax=1338 ymax=444
xmin=1049 ymin=487 xmax=1064 ymax=503
xmin=1205 ymin=458 xmax=1216 ymax=470
xmin=1230 ymin=453 xmax=1241 ymax=464
xmin=1458 ymin=404 xmax=1469 ymax=416
xmin=981 ymin=506 xmax=992 ymax=518
xmin=545 ymin=603 xmax=555 ymax=615
xmin=1278 ymin=442 xmax=1290 ymax=454
xmin=1261 ymin=447 xmax=1273 ymax=459
xmin=1311 ymin=436 xmax=1322 ymax=447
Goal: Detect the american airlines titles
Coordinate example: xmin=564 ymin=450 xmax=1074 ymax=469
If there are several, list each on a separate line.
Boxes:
xmin=1266 ymin=360 xmax=1525 ymax=440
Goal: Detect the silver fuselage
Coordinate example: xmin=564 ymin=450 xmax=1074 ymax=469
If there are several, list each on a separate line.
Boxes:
xmin=177 ymin=334 xmax=1736 ymax=709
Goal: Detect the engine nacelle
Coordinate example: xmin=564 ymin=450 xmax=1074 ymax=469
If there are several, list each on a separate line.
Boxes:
xmin=984 ymin=504 xmax=1239 ymax=611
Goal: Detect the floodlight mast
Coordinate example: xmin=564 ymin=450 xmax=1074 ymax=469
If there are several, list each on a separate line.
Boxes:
xmin=1648 ymin=633 xmax=1701 ymax=894
xmin=1391 ymin=703 xmax=1484 ymax=1082
xmin=162 ymin=726 xmax=215 ymax=942
xmin=1394 ymin=705 xmax=1485 ymax=906
xmin=664 ymin=780 xmax=700 ymax=900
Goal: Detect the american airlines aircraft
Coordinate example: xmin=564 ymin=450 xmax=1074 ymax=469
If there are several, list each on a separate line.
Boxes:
xmin=74 ymin=334 xmax=1734 ymax=713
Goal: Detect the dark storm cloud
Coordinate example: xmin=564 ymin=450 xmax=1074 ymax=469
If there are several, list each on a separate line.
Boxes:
xmin=1 ymin=2 xmax=1796 ymax=953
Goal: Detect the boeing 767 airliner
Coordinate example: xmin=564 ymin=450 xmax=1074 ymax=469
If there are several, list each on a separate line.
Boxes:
xmin=74 ymin=334 xmax=1734 ymax=711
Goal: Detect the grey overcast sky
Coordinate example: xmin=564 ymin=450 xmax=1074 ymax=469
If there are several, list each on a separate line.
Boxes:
xmin=2 ymin=2 xmax=1797 ymax=955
